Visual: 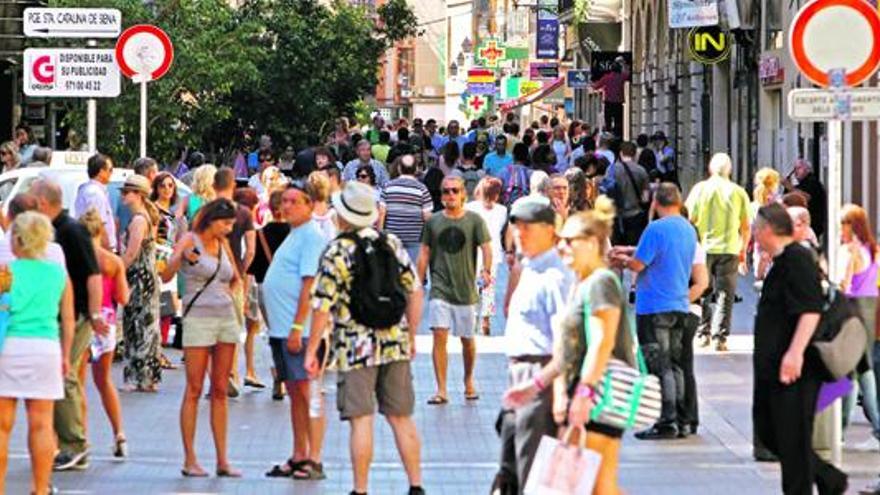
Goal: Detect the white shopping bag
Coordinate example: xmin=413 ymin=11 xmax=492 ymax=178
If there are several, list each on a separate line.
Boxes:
xmin=523 ymin=426 xmax=602 ymax=495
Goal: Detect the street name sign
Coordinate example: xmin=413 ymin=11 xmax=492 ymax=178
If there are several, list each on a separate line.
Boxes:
xmin=788 ymin=88 xmax=880 ymax=121
xmin=789 ymin=0 xmax=880 ymax=87
xmin=22 ymin=48 xmax=120 ymax=98
xmin=24 ymin=8 xmax=121 ymax=38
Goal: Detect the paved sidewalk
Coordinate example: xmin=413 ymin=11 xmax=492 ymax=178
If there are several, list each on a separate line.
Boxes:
xmin=2 ymin=334 xmax=791 ymax=495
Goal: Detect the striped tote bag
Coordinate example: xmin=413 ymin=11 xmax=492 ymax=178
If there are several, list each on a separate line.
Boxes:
xmin=583 ymin=283 xmax=662 ymax=431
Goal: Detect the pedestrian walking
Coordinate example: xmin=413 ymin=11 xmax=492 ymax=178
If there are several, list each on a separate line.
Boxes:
xmin=613 ymin=183 xmax=696 ymax=439
xmin=751 ymin=202 xmax=848 ymax=494
xmin=606 ymin=141 xmax=649 ymax=246
xmin=342 ymin=140 xmax=389 ymax=187
xmin=74 ymin=153 xmax=117 ymax=252
xmin=465 ymin=177 xmax=507 ymax=336
xmin=685 ymin=152 xmax=751 ymax=351
xmin=162 ymin=198 xmax=242 ymax=478
xmin=836 ymin=204 xmax=880 ymax=448
xmin=783 ymin=159 xmax=827 ymax=242
xmin=379 ymin=154 xmax=433 ymax=266
xmin=119 ymin=175 xmax=162 ymax=393
xmin=262 ymin=185 xmax=329 ymax=480
xmin=307 ymin=171 xmax=337 ymax=241
xmin=0 ymin=212 xmax=74 ymax=495
xmin=503 ymin=197 xmax=633 ymax=494
xmin=79 ymin=209 xmax=130 ymax=458
xmin=419 ymin=176 xmax=492 ymax=404
xmin=150 ymin=172 xmax=185 ymax=352
xmin=303 ymin=181 xmax=425 ymax=495
xmin=491 ymin=196 xmax=574 ymax=493
xmin=179 ymin=164 xmax=217 ymax=223
xmin=32 ymin=179 xmax=108 ymax=472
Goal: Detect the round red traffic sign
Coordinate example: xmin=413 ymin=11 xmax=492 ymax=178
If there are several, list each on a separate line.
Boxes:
xmin=115 ymin=24 xmax=174 ymax=81
xmin=789 ymin=0 xmax=880 ymax=87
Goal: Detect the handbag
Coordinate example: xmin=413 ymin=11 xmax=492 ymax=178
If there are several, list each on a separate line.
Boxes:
xmin=582 ymin=274 xmax=662 ymax=431
xmin=811 ymin=285 xmax=868 ymax=380
xmin=523 ymin=426 xmax=602 ymax=495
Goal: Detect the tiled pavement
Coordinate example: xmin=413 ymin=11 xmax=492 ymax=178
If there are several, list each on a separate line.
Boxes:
xmin=5 ymin=271 xmax=879 ymax=494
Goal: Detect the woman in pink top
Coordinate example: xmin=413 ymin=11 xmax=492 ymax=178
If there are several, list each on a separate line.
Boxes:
xmin=80 ymin=209 xmax=131 ymax=458
xmin=838 ymin=204 xmax=880 ymax=446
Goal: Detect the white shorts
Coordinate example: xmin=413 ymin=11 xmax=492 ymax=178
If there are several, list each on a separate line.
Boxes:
xmin=429 ymin=299 xmax=477 ymax=338
xmin=0 ymin=337 xmax=63 ymax=400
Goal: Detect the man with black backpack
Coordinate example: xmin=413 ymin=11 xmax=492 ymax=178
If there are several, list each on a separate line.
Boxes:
xmin=418 ymin=176 xmax=492 ymax=405
xmin=304 ymin=181 xmax=426 ymax=495
xmin=605 ymin=141 xmax=649 ymax=246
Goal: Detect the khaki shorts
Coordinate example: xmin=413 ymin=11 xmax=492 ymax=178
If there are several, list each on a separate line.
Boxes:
xmin=336 ymin=360 xmax=414 ymax=420
xmin=182 ymin=315 xmax=241 ymax=348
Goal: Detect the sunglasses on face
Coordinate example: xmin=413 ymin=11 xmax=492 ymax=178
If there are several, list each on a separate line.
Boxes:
xmin=441 ymin=188 xmax=460 ymax=195
xmin=357 ymin=174 xmax=371 ymax=179
xmin=159 ymin=182 xmax=175 ymax=189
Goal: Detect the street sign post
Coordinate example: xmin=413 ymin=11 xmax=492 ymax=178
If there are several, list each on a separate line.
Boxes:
xmin=788 ymin=0 xmax=880 ymax=466
xmin=24 ymin=8 xmax=121 ymax=38
xmin=115 ymin=25 xmax=174 ymax=158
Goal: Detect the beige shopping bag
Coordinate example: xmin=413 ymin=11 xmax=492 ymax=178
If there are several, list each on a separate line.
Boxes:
xmin=523 ymin=425 xmax=602 ymax=495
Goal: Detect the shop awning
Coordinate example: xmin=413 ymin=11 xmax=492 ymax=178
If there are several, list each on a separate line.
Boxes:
xmin=499 ymin=77 xmax=566 ymax=112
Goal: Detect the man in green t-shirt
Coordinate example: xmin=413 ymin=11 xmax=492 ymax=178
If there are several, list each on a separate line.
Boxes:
xmin=684 ymin=152 xmax=751 ymax=352
xmin=418 ymin=176 xmax=492 ymax=405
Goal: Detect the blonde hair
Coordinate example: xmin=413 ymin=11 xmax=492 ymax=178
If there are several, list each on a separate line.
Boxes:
xmin=753 ymin=167 xmax=780 ymax=206
xmin=11 ymin=211 xmax=53 ymax=258
xmin=261 ymin=166 xmax=284 ymax=193
xmin=307 ymin=171 xmax=331 ymax=203
xmin=0 ymin=141 xmax=20 ymax=167
xmin=79 ymin=208 xmax=105 ymax=239
xmin=191 ymin=164 xmax=218 ymax=200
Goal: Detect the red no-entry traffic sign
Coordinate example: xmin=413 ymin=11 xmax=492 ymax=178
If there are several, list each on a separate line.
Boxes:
xmin=789 ymin=0 xmax=880 ymax=87
xmin=115 ymin=24 xmax=173 ymax=81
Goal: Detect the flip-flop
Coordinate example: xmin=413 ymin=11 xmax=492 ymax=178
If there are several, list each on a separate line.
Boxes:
xmin=216 ymin=466 xmax=242 ymax=478
xmin=181 ymin=468 xmax=209 ymax=478
xmin=465 ymin=392 xmax=480 ymax=401
xmin=426 ymin=395 xmax=448 ymax=405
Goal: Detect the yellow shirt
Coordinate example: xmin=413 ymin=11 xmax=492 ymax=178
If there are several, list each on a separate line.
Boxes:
xmin=685 ymin=175 xmax=751 ymax=255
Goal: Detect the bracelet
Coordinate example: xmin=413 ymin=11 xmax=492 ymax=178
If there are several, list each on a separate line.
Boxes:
xmin=291 ymin=323 xmax=304 ymax=332
xmin=532 ymin=375 xmax=547 ymax=392
xmin=575 ymin=383 xmax=595 ymax=400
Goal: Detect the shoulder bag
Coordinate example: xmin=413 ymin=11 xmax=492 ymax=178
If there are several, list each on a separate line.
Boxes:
xmin=173 ymin=245 xmax=223 ymax=349
xmin=811 ymin=283 xmax=868 ymax=380
xmin=582 ymin=273 xmax=662 ymax=431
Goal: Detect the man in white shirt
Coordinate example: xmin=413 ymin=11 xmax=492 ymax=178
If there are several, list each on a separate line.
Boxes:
xmin=74 ymin=153 xmax=117 ymax=252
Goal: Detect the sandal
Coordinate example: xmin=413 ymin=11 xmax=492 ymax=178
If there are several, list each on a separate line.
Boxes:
xmin=265 ymin=458 xmax=306 ymax=478
xmin=244 ymin=378 xmax=266 ymax=389
xmin=216 ymin=466 xmax=242 ymax=478
xmin=159 ymin=353 xmax=178 ymax=370
xmin=426 ymin=394 xmax=448 ymax=405
xmin=181 ymin=467 xmax=209 ymax=477
xmin=292 ymin=460 xmax=327 ymax=480
xmin=465 ymin=391 xmax=480 ymax=401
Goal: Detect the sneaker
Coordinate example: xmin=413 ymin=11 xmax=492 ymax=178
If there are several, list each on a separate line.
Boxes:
xmin=72 ymin=453 xmax=90 ymax=470
xmin=53 ymin=450 xmax=88 ymax=471
xmin=112 ymin=435 xmax=128 ymax=459
xmin=634 ymin=424 xmax=678 ymax=440
xmin=850 ymin=437 xmax=879 ymax=452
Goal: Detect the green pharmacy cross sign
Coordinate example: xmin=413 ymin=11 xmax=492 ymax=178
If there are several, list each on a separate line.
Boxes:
xmin=476 ymin=38 xmax=507 ymax=68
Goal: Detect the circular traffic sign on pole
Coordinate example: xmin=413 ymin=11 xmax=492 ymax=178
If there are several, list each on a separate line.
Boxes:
xmin=789 ymin=0 xmax=880 ymax=87
xmin=115 ymin=24 xmax=173 ymax=81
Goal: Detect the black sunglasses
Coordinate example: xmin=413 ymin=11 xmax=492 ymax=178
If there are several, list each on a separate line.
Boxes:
xmin=441 ymin=187 xmax=461 ymax=195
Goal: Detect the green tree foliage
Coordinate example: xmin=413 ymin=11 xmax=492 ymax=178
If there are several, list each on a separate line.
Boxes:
xmin=50 ymin=0 xmax=418 ymax=165
xmin=234 ymin=0 xmax=419 ymax=148
xmin=52 ymin=0 xmax=264 ymax=165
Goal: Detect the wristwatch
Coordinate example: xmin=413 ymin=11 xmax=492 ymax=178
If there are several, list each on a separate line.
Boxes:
xmin=90 ymin=313 xmax=105 ymax=325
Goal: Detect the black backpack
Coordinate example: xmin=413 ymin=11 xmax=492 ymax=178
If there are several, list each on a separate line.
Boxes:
xmin=340 ymin=231 xmax=408 ymax=329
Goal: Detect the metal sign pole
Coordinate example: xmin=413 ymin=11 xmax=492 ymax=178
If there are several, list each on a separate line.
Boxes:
xmin=87 ymin=99 xmax=97 ymax=153
xmin=826 ymin=117 xmax=843 ymax=466
xmin=139 ymin=79 xmax=148 ymax=158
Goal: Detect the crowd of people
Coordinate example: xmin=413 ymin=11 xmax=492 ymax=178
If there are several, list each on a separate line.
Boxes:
xmin=0 ymin=109 xmax=872 ymax=495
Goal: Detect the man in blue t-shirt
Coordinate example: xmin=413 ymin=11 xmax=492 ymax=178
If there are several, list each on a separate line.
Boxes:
xmin=261 ymin=184 xmax=329 ymax=478
xmin=615 ymin=182 xmax=696 ymax=440
xmin=482 ymin=135 xmax=513 ymax=178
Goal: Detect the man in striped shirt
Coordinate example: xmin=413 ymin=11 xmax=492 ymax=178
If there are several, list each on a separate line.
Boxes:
xmin=378 ymin=154 xmax=433 ymax=265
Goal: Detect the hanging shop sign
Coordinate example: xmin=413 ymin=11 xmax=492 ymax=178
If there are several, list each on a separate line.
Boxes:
xmin=23 ymin=48 xmax=120 ymax=97
xmin=530 ymin=62 xmax=559 ymax=81
xmin=476 ymin=38 xmax=507 ymax=68
xmin=536 ymin=19 xmax=560 ymax=59
xmin=687 ymin=25 xmax=731 ymax=64
xmin=567 ymin=69 xmax=591 ymax=89
xmin=669 ymin=0 xmax=719 ymax=29
xmin=759 ymin=55 xmax=784 ymax=86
